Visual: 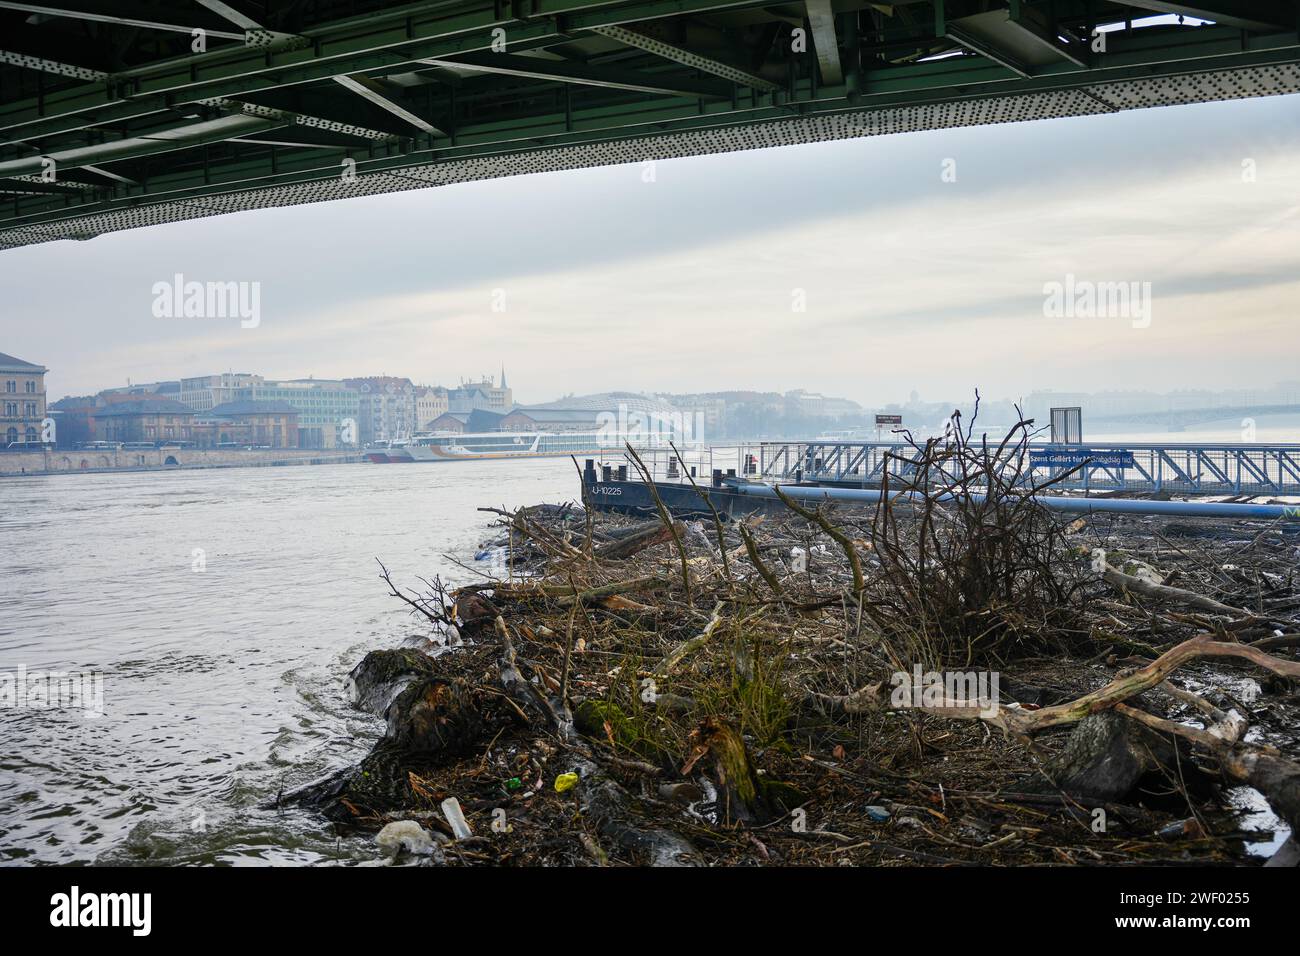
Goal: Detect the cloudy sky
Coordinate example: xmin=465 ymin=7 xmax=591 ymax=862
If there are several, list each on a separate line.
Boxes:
xmin=3 ymin=91 xmax=1299 ymax=406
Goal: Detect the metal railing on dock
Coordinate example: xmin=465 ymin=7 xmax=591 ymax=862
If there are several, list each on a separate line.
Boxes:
xmin=744 ymin=441 xmax=1300 ymax=496
xmin=601 ymin=441 xmax=1300 ymax=498
xmin=595 ymin=444 xmax=726 ymax=486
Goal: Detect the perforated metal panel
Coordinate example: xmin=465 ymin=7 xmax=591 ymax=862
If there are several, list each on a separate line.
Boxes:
xmin=1086 ymin=62 xmax=1300 ymax=110
xmin=0 ymin=51 xmax=107 ymax=81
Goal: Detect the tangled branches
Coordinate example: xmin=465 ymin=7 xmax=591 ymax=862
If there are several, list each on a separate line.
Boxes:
xmin=308 ymin=409 xmax=1300 ymax=866
xmin=866 ymin=401 xmax=1091 ymax=668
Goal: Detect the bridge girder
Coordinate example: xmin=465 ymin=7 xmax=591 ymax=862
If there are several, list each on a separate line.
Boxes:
xmin=1 ymin=1 xmax=1299 ymax=249
xmin=1121 ymin=2 xmax=1297 ymax=32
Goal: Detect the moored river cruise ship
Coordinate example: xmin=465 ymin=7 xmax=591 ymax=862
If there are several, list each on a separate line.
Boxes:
xmin=365 ymin=431 xmax=667 ymax=463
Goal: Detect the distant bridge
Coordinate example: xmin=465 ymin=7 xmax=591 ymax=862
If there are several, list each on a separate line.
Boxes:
xmin=1092 ymin=404 xmax=1300 ymax=429
xmin=3 ymin=1 xmax=1300 ymax=249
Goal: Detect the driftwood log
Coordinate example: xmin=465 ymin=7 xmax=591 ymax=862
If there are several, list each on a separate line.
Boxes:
xmin=816 ymin=633 xmax=1300 ymax=833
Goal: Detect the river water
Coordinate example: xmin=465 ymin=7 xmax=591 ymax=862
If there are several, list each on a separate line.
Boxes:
xmin=3 ymin=452 xmax=1291 ymax=865
xmin=0 ymin=459 xmax=579 ymax=865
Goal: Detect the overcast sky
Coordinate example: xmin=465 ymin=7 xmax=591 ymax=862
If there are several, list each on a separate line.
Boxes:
xmin=3 ymin=92 xmax=1299 ymax=407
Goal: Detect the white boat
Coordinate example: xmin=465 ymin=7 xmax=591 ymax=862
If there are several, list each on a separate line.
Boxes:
xmin=378 ymin=431 xmax=654 ymax=463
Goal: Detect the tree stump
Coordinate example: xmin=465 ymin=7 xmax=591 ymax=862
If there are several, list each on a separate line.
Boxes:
xmin=1045 ymin=709 xmax=1209 ymax=803
xmin=346 ymin=648 xmax=442 ymax=716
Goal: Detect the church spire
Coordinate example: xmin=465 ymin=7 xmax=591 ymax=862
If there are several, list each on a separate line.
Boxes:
xmin=500 ymin=364 xmax=507 ymax=390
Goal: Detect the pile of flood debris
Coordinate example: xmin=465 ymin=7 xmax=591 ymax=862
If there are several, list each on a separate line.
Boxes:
xmin=283 ymin=414 xmax=1300 ymax=866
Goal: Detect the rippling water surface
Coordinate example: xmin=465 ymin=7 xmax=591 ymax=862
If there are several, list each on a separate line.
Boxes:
xmin=0 ymin=459 xmax=577 ymax=865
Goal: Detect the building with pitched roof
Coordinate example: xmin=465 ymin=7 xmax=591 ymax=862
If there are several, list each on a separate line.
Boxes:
xmin=92 ymin=398 xmax=195 ymax=444
xmin=206 ymin=400 xmax=299 ymax=448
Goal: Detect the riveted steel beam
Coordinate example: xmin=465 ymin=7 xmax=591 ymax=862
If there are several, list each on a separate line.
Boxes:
xmin=333 ymin=75 xmax=445 ymax=135
xmin=419 ymin=51 xmax=732 ymax=98
xmin=0 ymin=0 xmax=246 ymax=39
xmin=0 ymin=113 xmax=292 ymax=178
xmin=589 ymin=24 xmax=783 ymax=91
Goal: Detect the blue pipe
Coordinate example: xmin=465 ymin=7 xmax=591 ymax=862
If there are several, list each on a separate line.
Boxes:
xmin=725 ymin=481 xmax=1300 ymax=521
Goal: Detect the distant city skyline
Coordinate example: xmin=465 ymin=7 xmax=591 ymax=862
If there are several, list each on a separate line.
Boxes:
xmin=31 ymin=351 xmax=1300 ymax=420
xmin=3 ymin=93 xmax=1299 ymax=406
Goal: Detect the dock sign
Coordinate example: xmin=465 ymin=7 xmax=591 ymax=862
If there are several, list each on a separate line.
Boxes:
xmin=1030 ymin=448 xmax=1135 ymax=469
xmin=875 ymin=414 xmax=903 ymax=426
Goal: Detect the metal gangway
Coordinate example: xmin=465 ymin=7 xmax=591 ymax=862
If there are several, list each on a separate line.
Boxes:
xmin=608 ymin=441 xmax=1300 ymax=498
xmin=741 ymin=441 xmax=1300 ymax=497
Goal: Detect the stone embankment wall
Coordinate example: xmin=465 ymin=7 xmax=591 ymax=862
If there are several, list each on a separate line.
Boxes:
xmin=0 ymin=447 xmax=362 ymax=477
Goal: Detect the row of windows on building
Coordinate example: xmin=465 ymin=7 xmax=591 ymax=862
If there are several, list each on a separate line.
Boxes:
xmin=4 ymin=380 xmax=39 ymax=394
xmin=3 ymin=402 xmax=39 ymax=417
xmin=6 ymin=426 xmax=38 ymax=443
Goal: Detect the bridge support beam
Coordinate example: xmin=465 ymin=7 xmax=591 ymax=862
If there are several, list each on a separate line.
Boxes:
xmin=805 ymin=0 xmax=843 ymax=85
xmin=589 ymin=24 xmax=782 ymax=92
xmin=1121 ymin=2 xmax=1296 ymax=32
xmin=418 ymin=52 xmax=732 ymax=99
xmin=0 ymin=0 xmax=245 ymax=39
xmin=332 ymin=75 xmax=444 ymax=136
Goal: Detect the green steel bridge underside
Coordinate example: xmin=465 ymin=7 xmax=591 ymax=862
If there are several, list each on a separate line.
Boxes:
xmin=1 ymin=0 xmax=1299 ymax=250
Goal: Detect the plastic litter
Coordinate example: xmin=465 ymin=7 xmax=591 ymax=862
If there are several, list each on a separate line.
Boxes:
xmin=376 ymin=820 xmax=436 ymax=857
xmin=440 ymin=796 xmax=473 ymax=840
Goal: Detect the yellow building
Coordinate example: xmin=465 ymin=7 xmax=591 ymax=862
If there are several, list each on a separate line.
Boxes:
xmin=415 ymin=386 xmax=449 ymax=431
xmin=207 ymin=400 xmax=299 ymax=448
xmin=0 ymin=352 xmax=48 ymax=446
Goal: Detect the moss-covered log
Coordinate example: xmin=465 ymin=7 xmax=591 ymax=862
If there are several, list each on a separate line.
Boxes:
xmin=684 ymin=718 xmax=772 ymax=825
xmin=347 ymin=648 xmax=444 ymax=716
